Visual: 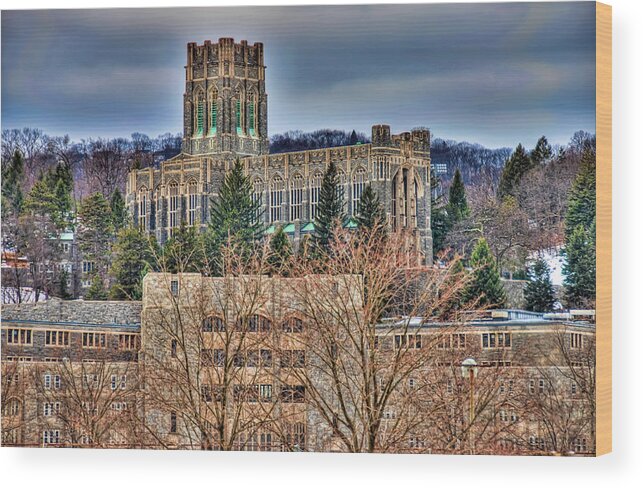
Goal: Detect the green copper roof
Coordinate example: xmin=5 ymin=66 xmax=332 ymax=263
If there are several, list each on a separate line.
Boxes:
xmin=283 ymin=223 xmax=295 ymax=234
xmin=344 ymin=217 xmax=358 ymax=229
xmin=265 ymin=225 xmax=275 ymax=235
xmin=301 ymin=222 xmax=315 ymax=232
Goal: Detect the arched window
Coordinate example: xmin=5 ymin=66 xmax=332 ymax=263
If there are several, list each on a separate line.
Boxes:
xmin=188 ymin=180 xmax=198 ymax=226
xmin=194 ymin=90 xmax=205 ymax=137
xmin=168 ymin=182 xmax=180 ymax=235
xmin=247 ymin=314 xmax=271 ymax=332
xmin=290 ymin=174 xmax=304 ymax=221
xmin=310 ymin=172 xmax=323 ymax=220
xmin=202 ymin=316 xmax=225 ymax=332
xmin=3 ymin=398 xmax=20 ymax=416
xmin=138 ymin=187 xmax=147 ymax=230
xmin=270 ymin=176 xmax=284 ymax=222
xmin=352 ymin=167 xmax=367 ymax=215
xmin=252 ymin=178 xmax=264 ymax=224
xmin=208 ymin=90 xmax=218 ymax=135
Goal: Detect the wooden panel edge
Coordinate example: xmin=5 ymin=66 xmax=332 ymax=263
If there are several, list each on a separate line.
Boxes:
xmin=595 ymin=1 xmax=612 ymax=457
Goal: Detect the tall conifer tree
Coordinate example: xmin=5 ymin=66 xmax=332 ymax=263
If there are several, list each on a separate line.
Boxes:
xmin=313 ymin=160 xmax=346 ymax=254
xmin=110 ymin=226 xmax=158 ymax=300
xmin=464 ymin=238 xmax=506 ymax=307
xmin=447 ymin=169 xmax=469 ymax=221
xmin=206 ymin=159 xmax=264 ymax=271
xmin=524 ymin=256 xmax=556 ymax=312
xmin=497 ymin=143 xmax=533 ymax=200
xmin=355 ymin=184 xmax=385 ymax=231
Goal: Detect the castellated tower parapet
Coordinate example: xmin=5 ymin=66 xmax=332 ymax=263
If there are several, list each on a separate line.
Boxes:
xmin=183 ymin=38 xmax=269 ymax=157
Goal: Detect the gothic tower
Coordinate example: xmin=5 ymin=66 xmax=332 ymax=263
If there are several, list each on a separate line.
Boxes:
xmin=182 ymin=38 xmax=269 ymax=157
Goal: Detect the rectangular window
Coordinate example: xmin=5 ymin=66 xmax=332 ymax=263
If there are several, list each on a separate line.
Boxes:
xmin=570 ymin=333 xmax=583 ymax=349
xmin=170 ymin=411 xmax=177 ymax=433
xmin=111 ymin=375 xmax=127 ymax=391
xmin=280 ymin=350 xmax=306 ymax=368
xmin=170 ymin=280 xmax=179 ymax=296
xmin=45 ymin=330 xmax=69 ymax=347
xmin=6 ymin=328 xmax=32 ymax=345
xmin=118 ymin=334 xmax=139 ymax=350
xmin=138 ymin=192 xmax=147 ymax=230
xmin=481 ymin=332 xmax=511 ymax=349
xmin=260 ymin=349 xmax=272 ymax=368
xmin=259 ymin=384 xmax=272 ymax=402
xmin=280 ymin=385 xmax=305 ymax=403
xmin=82 ymin=333 xmax=106 ymax=349
xmin=42 ymin=430 xmax=60 ymax=445
xmin=171 ymin=340 xmax=177 ymax=358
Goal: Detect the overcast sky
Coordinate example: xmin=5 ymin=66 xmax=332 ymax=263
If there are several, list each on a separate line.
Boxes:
xmin=1 ymin=3 xmax=596 ymax=148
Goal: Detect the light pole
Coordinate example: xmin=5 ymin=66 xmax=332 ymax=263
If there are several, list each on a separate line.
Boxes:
xmin=461 ymin=357 xmax=478 ymax=455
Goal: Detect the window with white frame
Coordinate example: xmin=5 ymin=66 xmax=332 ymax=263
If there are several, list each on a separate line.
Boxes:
xmin=290 ymin=174 xmax=304 ymax=221
xmin=43 ymin=402 xmax=61 ymax=417
xmin=188 ymin=180 xmax=198 ymax=226
xmin=168 ymin=182 xmax=180 ymax=235
xmin=42 ymin=430 xmax=60 ymax=445
xmin=310 ymin=172 xmax=323 ymax=220
xmin=138 ymin=187 xmax=147 ymax=230
xmin=270 ymin=176 xmax=284 ymax=222
xmin=352 ymin=167 xmax=367 ymax=215
xmin=111 ymin=374 xmax=127 ymax=391
xmin=570 ymin=333 xmax=583 ymax=349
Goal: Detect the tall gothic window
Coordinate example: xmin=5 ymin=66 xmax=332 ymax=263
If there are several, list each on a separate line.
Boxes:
xmin=270 ymin=176 xmax=284 ymax=222
xmin=209 ymin=90 xmax=218 ymax=135
xmin=352 ymin=167 xmax=367 ymax=215
xmin=337 ymin=168 xmax=347 ymax=208
xmin=138 ymin=187 xmax=147 ymax=230
xmin=252 ymin=178 xmax=264 ymax=224
xmin=248 ymin=95 xmax=257 ymax=137
xmin=168 ymin=182 xmax=179 ymax=235
xmin=290 ymin=174 xmax=304 ymax=221
xmin=195 ymin=96 xmax=204 ymax=137
xmin=188 ymin=180 xmax=198 ymax=226
xmin=375 ymin=157 xmax=388 ymax=180
xmin=235 ymin=98 xmax=244 ymax=135
xmin=310 ymin=172 xmax=323 ymax=220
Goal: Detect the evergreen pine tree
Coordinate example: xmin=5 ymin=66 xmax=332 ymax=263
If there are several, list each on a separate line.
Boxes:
xmin=355 ymin=184 xmax=385 ymax=231
xmin=110 ymin=226 xmax=158 ymax=300
xmin=313 ymin=160 xmax=346 ymax=254
xmin=56 ymin=269 xmax=71 ymax=300
xmin=205 ymin=159 xmax=264 ymax=271
xmin=447 ymin=169 xmax=469 ymax=221
xmin=268 ymin=226 xmax=293 ymax=276
xmin=565 ymin=149 xmax=596 ymax=239
xmin=23 ymin=176 xmax=65 ymax=229
xmin=464 ymin=238 xmax=506 ymax=307
xmin=85 ymin=273 xmax=108 ymax=300
xmin=563 ymin=223 xmax=596 ymax=308
xmin=163 ymin=221 xmax=205 ymax=273
xmin=430 ymin=171 xmax=449 ymax=254
xmin=497 ymin=143 xmax=533 ymax=200
xmin=1 ymin=150 xmax=25 ymax=216
xmin=77 ymin=193 xmax=115 ymax=275
xmin=110 ymin=189 xmax=129 ymax=232
xmin=530 ymin=136 xmax=553 ymax=165
xmin=349 ymin=130 xmax=358 ymax=145
xmin=524 ymin=256 xmax=556 ymax=312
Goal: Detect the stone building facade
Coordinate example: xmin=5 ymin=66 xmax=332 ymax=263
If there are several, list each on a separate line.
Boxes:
xmin=1 ymin=279 xmax=595 ymax=454
xmin=125 ymin=38 xmax=433 ymax=262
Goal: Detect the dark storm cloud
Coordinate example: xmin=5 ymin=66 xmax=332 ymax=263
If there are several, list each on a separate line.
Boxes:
xmin=1 ymin=3 xmax=595 ymax=147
